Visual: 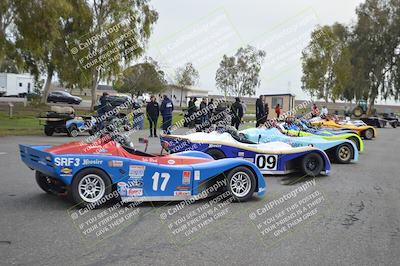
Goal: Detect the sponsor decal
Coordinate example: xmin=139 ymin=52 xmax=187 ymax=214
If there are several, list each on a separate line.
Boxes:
xmin=117 ymin=182 xmax=128 ymax=196
xmin=97 ymin=148 xmax=108 ymax=153
xmin=61 ymin=167 xmax=73 ymax=175
xmin=209 ymin=144 xmax=222 ymax=148
xmin=82 ymin=159 xmax=103 ymax=165
xmin=127 ymin=178 xmax=143 ymax=188
xmin=238 ymin=152 xmax=245 ymax=157
xmin=129 ymin=165 xmax=145 ymax=177
xmin=108 ymin=160 xmax=123 ymax=167
xmin=54 ymin=157 xmax=80 ymax=167
xmin=141 ymin=158 xmax=158 ymax=163
xmin=194 ymin=170 xmax=201 ymax=181
xmin=176 ymin=185 xmax=190 ymax=191
xmin=182 ymin=171 xmax=191 ymax=185
xmin=174 ymin=191 xmax=191 ymax=196
xmin=167 ymin=159 xmax=175 ymax=165
xmin=127 ymin=188 xmax=143 ymax=197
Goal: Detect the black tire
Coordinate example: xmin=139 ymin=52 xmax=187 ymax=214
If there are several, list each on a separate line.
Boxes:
xmin=363 ymin=128 xmax=374 ymax=140
xmin=226 ymin=166 xmax=256 ymax=202
xmin=334 ymin=143 xmax=354 ymax=164
xmin=35 ymin=171 xmax=53 ymax=193
xmin=206 ymin=149 xmax=226 ymax=159
xmin=70 ymin=168 xmax=112 ymax=207
xmin=67 ymin=124 xmax=79 ymax=137
xmin=44 ymin=126 xmax=54 ymax=136
xmin=300 ymin=152 xmax=324 ymax=177
xmin=391 ymin=122 xmax=397 ymax=128
xmin=347 ymin=136 xmax=360 ymax=151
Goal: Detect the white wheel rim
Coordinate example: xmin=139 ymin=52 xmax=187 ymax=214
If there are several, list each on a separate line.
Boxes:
xmin=71 ymin=129 xmax=78 ymax=137
xmin=365 ymin=130 xmax=373 ymax=139
xmin=78 ymin=174 xmax=105 ymax=203
xmin=339 ymin=146 xmax=351 ymax=161
xmin=230 ymin=172 xmax=251 ymax=198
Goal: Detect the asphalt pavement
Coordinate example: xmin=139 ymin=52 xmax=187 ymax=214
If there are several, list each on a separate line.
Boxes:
xmin=0 ymin=127 xmax=399 ymax=265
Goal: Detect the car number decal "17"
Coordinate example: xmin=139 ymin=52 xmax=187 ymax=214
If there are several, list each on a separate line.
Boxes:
xmin=255 ymin=154 xmax=278 ymax=170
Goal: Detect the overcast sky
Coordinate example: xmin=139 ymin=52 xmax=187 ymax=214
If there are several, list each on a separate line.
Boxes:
xmin=146 ymin=0 xmax=365 ymax=100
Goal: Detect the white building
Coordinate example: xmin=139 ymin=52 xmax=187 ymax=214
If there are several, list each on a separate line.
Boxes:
xmin=0 ymin=73 xmax=35 ymax=97
xmin=162 ymin=85 xmax=209 ymax=107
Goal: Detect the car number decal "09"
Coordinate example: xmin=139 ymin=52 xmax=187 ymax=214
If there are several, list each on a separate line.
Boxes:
xmin=255 ymin=154 xmax=278 ymax=170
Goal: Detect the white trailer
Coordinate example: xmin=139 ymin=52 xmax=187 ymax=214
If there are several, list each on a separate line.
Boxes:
xmin=0 ymin=73 xmax=35 ymax=97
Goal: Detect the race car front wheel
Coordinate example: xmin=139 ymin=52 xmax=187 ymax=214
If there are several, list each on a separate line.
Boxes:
xmin=335 ymin=143 xmax=353 ymax=164
xmin=71 ymin=168 xmax=112 ymax=207
xmin=301 ymin=153 xmax=324 ymax=177
xmin=226 ymin=166 xmax=256 ymax=201
xmin=67 ymin=124 xmax=79 ymax=137
xmin=363 ymin=129 xmax=374 ymax=140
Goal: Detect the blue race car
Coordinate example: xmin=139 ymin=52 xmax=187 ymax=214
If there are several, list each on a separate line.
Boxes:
xmin=161 ymin=129 xmax=331 ymax=176
xmin=19 ymin=134 xmax=266 ymax=206
xmin=241 ymin=127 xmax=358 ymax=164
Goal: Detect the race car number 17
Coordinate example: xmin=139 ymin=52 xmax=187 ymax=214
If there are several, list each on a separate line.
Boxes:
xmin=255 ymin=154 xmax=278 ymax=170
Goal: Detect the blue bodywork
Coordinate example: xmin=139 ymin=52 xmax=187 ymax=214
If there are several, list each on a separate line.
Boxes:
xmin=19 ymin=144 xmax=266 ymax=201
xmin=241 ymin=128 xmax=358 ymax=162
xmin=161 ymin=134 xmax=331 ymax=175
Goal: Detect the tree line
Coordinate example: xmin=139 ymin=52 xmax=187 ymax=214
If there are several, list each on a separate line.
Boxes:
xmin=301 ymin=0 xmax=400 ymax=114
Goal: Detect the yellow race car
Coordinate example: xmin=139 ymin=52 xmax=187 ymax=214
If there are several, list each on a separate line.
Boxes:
xmin=310 ymin=118 xmax=376 ymax=140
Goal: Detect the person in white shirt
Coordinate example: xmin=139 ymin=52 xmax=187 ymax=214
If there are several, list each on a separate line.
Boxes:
xmin=321 ymin=106 xmax=329 ymax=117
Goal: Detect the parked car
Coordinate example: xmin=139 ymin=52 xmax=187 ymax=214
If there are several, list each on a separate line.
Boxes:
xmin=105 ymin=95 xmax=135 ymax=108
xmin=47 ymin=91 xmax=82 ymax=105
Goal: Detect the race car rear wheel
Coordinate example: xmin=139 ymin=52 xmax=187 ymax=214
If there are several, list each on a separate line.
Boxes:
xmin=335 ymin=143 xmax=353 ymax=164
xmin=226 ymin=166 xmax=256 ymax=201
xmin=301 ymin=153 xmax=324 ymax=177
xmin=206 ymin=149 xmax=226 ymax=160
xmin=67 ymin=124 xmax=79 ymax=137
xmin=35 ymin=171 xmax=53 ymax=194
xmin=44 ymin=126 xmax=54 ymax=136
xmin=71 ymin=168 xmax=112 ymax=207
xmin=363 ymin=129 xmax=374 ymax=140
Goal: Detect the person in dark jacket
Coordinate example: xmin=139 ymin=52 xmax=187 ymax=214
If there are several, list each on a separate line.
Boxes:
xmin=264 ymin=102 xmax=269 ymax=122
xmin=199 ymin=98 xmax=208 ymax=125
xmin=187 ymin=97 xmax=197 ymax=128
xmin=208 ymin=98 xmax=215 ymax=122
xmin=146 ymin=95 xmax=159 ymax=137
xmin=160 ymin=95 xmax=174 ymax=134
xmin=231 ymin=97 xmax=243 ymax=130
xmin=256 ymin=95 xmax=265 ymax=127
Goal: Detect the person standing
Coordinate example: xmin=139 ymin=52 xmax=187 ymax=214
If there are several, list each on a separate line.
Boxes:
xmin=311 ymin=103 xmax=320 ymax=118
xmin=146 ymin=95 xmax=159 ymax=137
xmin=160 ymin=95 xmax=174 ymax=134
xmin=208 ymin=98 xmax=215 ymax=122
xmin=264 ymin=100 xmax=269 ymax=122
xmin=231 ymin=97 xmax=244 ymax=130
xmin=275 ymin=104 xmax=281 ymax=119
xmin=321 ymin=105 xmax=328 ymax=118
xmin=199 ymin=98 xmax=208 ymax=125
xmin=256 ymin=95 xmax=265 ymax=127
xmin=188 ymin=97 xmax=197 ymax=128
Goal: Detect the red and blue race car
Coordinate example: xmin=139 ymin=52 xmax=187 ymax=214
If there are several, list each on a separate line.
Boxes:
xmin=19 ymin=134 xmax=266 ymax=207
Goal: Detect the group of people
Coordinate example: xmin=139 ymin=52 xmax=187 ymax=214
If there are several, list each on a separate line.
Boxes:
xmin=187 ymin=97 xmax=215 ymax=128
xmin=146 ymin=95 xmax=174 ymax=136
xmin=311 ymin=103 xmax=329 ymax=118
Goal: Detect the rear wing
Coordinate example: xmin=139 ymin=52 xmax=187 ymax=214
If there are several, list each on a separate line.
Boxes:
xmin=19 ymin=144 xmax=56 ymax=177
